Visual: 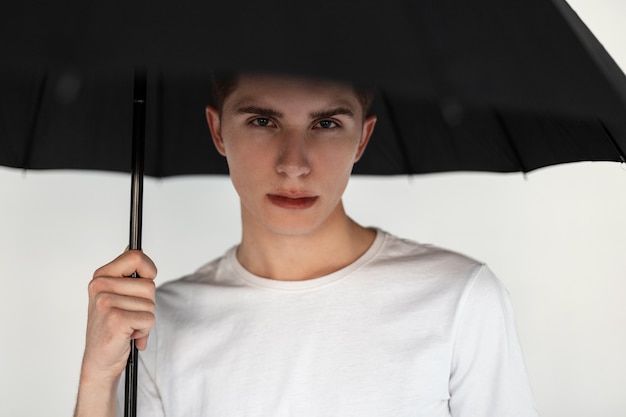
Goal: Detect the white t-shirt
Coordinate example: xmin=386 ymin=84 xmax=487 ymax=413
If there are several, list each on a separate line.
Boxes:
xmin=119 ymin=229 xmax=538 ymax=416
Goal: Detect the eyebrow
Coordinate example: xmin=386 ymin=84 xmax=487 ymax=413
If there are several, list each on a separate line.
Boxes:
xmin=235 ymin=105 xmax=355 ymax=120
xmin=235 ymin=106 xmax=283 ymax=118
xmin=310 ymin=107 xmax=355 ymax=119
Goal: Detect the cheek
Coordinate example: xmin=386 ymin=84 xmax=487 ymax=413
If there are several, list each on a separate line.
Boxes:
xmin=227 ymin=145 xmax=272 ymax=174
xmin=315 ymin=141 xmax=361 ymax=174
xmin=223 ymin=143 xmax=271 ymax=193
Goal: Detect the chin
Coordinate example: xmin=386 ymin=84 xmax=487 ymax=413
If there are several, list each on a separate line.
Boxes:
xmin=260 ymin=213 xmax=329 ymax=238
xmin=264 ymin=222 xmax=322 ymax=238
xmin=243 ymin=198 xmax=344 ymax=238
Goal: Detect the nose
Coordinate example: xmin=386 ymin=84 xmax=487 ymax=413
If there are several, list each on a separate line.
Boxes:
xmin=275 ymin=132 xmax=311 ymax=178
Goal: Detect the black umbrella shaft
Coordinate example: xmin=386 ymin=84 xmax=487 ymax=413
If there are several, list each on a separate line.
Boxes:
xmin=130 ymin=71 xmax=146 ymax=253
xmin=125 ymin=69 xmax=147 ymax=417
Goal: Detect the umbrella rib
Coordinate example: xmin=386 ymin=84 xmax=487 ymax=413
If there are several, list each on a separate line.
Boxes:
xmin=379 ymin=91 xmax=414 ymax=174
xmin=599 ymin=122 xmax=626 ymax=164
xmin=21 ymin=72 xmax=48 ymax=169
xmin=493 ymin=109 xmax=529 ymax=173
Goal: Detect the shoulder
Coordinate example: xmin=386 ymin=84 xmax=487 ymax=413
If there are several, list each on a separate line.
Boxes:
xmin=155 ymin=246 xmax=241 ymax=301
xmin=374 ymin=229 xmax=486 ymax=281
xmin=374 ymin=231 xmax=513 ymax=329
xmin=350 ymin=230 xmax=501 ymax=310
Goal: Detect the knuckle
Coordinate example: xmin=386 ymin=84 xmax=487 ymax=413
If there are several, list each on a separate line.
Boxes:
xmin=144 ymin=311 xmax=156 ymax=327
xmin=126 ymin=250 xmax=144 ymax=265
xmin=94 ymin=292 xmax=113 ymax=310
xmin=106 ymin=307 xmax=125 ymax=327
xmin=87 ymin=277 xmax=105 ymax=296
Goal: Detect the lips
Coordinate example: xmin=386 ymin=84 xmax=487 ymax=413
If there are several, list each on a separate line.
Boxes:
xmin=267 ymin=193 xmax=318 ymax=210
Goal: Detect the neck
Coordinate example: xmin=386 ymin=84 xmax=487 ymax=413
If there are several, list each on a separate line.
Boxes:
xmin=237 ymin=202 xmax=376 ymax=281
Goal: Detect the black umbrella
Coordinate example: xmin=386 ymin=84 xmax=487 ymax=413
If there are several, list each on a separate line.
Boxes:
xmin=2 ymin=0 xmax=626 ymax=176
xmin=2 ymin=0 xmax=626 ymax=415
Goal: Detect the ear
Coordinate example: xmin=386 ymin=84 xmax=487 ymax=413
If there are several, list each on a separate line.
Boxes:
xmin=354 ymin=114 xmax=377 ymax=162
xmin=205 ymin=105 xmax=227 ymax=156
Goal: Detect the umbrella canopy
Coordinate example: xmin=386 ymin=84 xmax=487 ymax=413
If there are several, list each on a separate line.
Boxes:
xmin=2 ymin=1 xmax=626 ymax=416
xmin=1 ymin=0 xmax=626 ymax=177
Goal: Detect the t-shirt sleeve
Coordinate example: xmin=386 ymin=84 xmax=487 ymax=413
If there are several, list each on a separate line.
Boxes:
xmin=448 ymin=266 xmax=540 ymax=417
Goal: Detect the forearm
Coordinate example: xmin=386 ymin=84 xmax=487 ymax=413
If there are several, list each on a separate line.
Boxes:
xmin=73 ymin=371 xmax=120 ymax=417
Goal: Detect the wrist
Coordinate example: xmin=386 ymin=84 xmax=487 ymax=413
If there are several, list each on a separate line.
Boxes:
xmin=74 ymin=371 xmax=120 ymax=417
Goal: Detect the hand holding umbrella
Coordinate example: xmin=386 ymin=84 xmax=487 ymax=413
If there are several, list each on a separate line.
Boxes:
xmin=75 ymin=251 xmax=157 ymax=417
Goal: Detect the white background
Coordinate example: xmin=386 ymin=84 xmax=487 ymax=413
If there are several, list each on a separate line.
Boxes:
xmin=1 ymin=0 xmax=625 ymax=415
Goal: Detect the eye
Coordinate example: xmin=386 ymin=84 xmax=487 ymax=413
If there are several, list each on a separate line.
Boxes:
xmin=251 ymin=117 xmax=274 ymax=127
xmin=316 ymin=120 xmax=339 ymax=129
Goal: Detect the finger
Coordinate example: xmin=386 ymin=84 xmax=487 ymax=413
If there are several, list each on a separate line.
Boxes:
xmin=88 ymin=276 xmax=156 ymax=302
xmin=92 ymin=291 xmax=155 ymax=316
xmin=120 ymin=310 xmax=155 ymax=341
xmin=135 ymin=334 xmax=150 ymax=351
xmin=123 ymin=311 xmax=154 ymax=351
xmin=87 ymin=306 xmax=155 ymax=341
xmin=87 ymin=292 xmax=156 ymax=346
xmin=85 ymin=308 xmax=155 ymax=359
xmin=93 ymin=250 xmax=157 ymax=280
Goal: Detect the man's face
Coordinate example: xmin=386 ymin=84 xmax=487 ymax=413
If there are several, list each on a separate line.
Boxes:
xmin=206 ymin=74 xmax=376 ymax=237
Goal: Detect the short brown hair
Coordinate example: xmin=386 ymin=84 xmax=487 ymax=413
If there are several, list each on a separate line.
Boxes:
xmin=211 ymin=72 xmax=374 ymax=116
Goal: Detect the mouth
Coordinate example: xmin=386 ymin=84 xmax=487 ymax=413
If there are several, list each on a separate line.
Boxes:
xmin=267 ymin=193 xmax=319 ymax=210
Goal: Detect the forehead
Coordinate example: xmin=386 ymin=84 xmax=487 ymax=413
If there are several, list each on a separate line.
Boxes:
xmin=223 ymin=74 xmax=362 ymax=112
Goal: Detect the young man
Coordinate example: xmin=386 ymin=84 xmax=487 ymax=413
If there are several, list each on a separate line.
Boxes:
xmin=74 ymin=74 xmax=539 ymax=417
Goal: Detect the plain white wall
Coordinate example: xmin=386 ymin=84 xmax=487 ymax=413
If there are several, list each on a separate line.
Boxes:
xmin=1 ymin=0 xmax=625 ymax=415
